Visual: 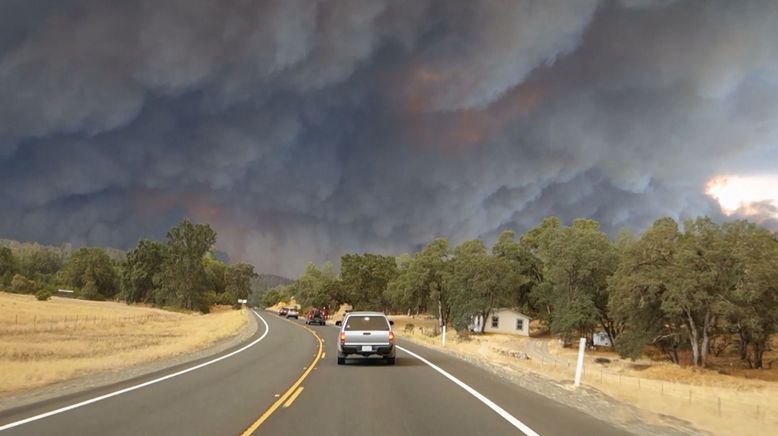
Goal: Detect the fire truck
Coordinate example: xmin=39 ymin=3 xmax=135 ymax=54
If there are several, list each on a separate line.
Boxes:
xmin=304 ymin=307 xmax=328 ymax=326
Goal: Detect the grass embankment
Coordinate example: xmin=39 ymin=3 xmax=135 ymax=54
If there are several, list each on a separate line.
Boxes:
xmin=392 ymin=316 xmax=778 ymax=436
xmin=0 ymin=292 xmax=247 ymax=395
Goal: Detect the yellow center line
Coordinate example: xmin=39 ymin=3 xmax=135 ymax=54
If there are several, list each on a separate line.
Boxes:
xmin=282 ymin=387 xmax=304 ymax=408
xmin=241 ymin=324 xmax=323 ymax=436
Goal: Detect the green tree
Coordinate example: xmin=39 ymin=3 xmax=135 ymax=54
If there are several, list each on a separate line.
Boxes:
xmin=122 ymin=240 xmax=166 ymax=304
xmin=155 ymin=219 xmax=217 ymax=312
xmin=666 ymin=218 xmax=738 ymax=367
xmin=61 ymin=248 xmax=119 ymax=300
xmin=532 ymin=218 xmax=618 ymax=345
xmin=259 ymin=287 xmax=283 ymax=307
xmin=0 ymin=247 xmax=16 ymax=287
xmin=386 ymin=254 xmax=426 ymax=314
xmin=520 ymin=217 xmax=560 ymax=320
xmin=294 ymin=262 xmax=341 ymax=310
xmin=389 ymin=238 xmax=453 ymax=328
xmin=340 ymin=253 xmax=398 ymax=311
xmin=18 ymin=245 xmax=64 ymax=279
xmin=225 ymin=263 xmax=258 ymax=307
xmin=448 ymin=240 xmax=525 ymax=332
xmin=11 ymin=273 xmax=37 ymax=293
xmin=609 ymin=217 xmax=767 ymax=368
xmin=608 ymin=219 xmax=686 ymax=362
xmin=204 ymin=255 xmax=228 ymax=294
xmin=492 ymin=230 xmax=537 ymax=312
xmin=721 ymin=220 xmax=778 ymax=368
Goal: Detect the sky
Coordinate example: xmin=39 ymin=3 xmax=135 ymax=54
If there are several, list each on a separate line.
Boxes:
xmin=1 ymin=0 xmax=777 ymax=276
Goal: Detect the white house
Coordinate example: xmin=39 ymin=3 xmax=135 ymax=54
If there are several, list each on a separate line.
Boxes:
xmin=470 ymin=308 xmax=530 ymax=336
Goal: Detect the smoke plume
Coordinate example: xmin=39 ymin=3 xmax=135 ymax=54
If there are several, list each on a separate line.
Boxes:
xmin=1 ymin=0 xmax=777 ymax=275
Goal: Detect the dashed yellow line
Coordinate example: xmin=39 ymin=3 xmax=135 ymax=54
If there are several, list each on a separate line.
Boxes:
xmin=241 ymin=325 xmax=323 ymax=435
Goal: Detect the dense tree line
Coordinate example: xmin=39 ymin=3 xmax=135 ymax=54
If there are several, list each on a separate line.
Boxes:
xmin=0 ymin=241 xmax=69 ymax=294
xmin=0 ymin=220 xmax=256 ymax=312
xmin=279 ymin=216 xmax=778 ymax=369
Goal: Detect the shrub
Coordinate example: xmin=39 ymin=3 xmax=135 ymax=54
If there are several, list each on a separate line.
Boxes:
xmin=404 ymin=323 xmax=415 ymax=334
xmin=203 ymin=291 xmax=234 ymax=307
xmin=11 ymin=274 xmax=37 ymax=293
xmin=35 ymin=289 xmax=52 ymax=301
xmin=203 ymin=291 xmax=220 ymax=306
xmin=78 ymin=281 xmax=105 ymax=301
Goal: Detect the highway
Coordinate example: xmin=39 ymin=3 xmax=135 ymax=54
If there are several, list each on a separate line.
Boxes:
xmin=0 ymin=311 xmax=626 ymax=435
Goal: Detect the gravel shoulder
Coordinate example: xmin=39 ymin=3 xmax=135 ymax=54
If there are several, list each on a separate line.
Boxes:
xmin=400 ymin=334 xmax=706 ymax=436
xmin=0 ymin=309 xmax=258 ymax=413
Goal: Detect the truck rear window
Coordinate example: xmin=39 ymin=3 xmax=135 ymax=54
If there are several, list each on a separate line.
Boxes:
xmin=344 ymin=316 xmax=389 ymax=331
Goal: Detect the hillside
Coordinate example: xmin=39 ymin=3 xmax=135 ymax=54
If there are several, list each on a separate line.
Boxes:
xmin=251 ymin=273 xmax=293 ymax=293
xmin=0 ymin=291 xmax=247 ymax=395
xmin=0 ymin=238 xmax=127 ymax=262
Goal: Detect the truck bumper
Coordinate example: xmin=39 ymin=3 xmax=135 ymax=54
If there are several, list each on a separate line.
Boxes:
xmin=339 ymin=344 xmax=395 ymax=357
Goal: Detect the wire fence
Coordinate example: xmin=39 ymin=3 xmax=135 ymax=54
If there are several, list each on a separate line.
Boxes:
xmin=490 ymin=343 xmax=778 ymax=429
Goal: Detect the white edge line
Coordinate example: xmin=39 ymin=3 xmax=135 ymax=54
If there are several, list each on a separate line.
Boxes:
xmin=396 ymin=345 xmax=540 ymax=436
xmin=0 ymin=310 xmax=270 ymax=432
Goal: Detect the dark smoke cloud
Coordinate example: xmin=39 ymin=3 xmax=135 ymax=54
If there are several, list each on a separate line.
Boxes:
xmin=1 ymin=0 xmax=777 ymax=275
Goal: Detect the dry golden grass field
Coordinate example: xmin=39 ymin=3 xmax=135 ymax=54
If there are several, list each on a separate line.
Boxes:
xmin=0 ymin=292 xmax=247 ymax=395
xmin=395 ymin=318 xmax=778 ymax=436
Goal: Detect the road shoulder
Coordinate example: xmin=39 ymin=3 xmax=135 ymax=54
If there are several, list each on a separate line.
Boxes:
xmin=398 ymin=335 xmax=704 ymax=436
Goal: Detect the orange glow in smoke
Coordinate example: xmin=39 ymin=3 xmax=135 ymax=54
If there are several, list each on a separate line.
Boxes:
xmin=705 ymin=175 xmax=778 ymax=215
xmin=130 ymin=189 xmax=225 ymax=223
xmin=401 ymin=62 xmax=547 ymax=153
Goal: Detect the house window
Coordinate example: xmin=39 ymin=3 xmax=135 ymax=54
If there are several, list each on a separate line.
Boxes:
xmin=515 ymin=319 xmax=524 ymax=331
xmin=491 ymin=315 xmax=499 ymax=328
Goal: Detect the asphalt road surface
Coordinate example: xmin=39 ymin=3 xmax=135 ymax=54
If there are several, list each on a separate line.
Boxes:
xmin=0 ymin=311 xmax=627 ymax=435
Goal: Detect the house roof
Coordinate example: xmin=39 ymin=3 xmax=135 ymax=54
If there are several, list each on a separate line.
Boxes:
xmin=490 ymin=308 xmax=531 ymax=319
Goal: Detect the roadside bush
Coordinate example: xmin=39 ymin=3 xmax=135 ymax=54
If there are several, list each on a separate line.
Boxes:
xmin=11 ymin=274 xmax=37 ymax=293
xmin=78 ymin=281 xmax=105 ymax=301
xmin=203 ymin=291 xmax=219 ymax=306
xmin=1 ymin=271 xmax=13 ymax=288
xmin=204 ymin=291 xmax=234 ymax=307
xmin=404 ymin=323 xmax=415 ymax=334
xmin=35 ymin=289 xmax=52 ymax=301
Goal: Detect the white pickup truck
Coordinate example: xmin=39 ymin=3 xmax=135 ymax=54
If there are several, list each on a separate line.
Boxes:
xmin=336 ymin=312 xmax=395 ymax=365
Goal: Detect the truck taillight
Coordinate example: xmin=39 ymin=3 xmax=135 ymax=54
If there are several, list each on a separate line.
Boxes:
xmin=388 ymin=331 xmax=395 ymax=344
xmin=339 ymin=332 xmax=346 ymax=344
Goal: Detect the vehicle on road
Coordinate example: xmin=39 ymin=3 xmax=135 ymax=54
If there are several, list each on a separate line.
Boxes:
xmin=286 ymin=308 xmax=299 ymax=319
xmin=305 ymin=308 xmax=326 ymax=325
xmin=337 ymin=311 xmax=395 ymax=365
xmin=278 ymin=307 xmax=289 ymax=317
